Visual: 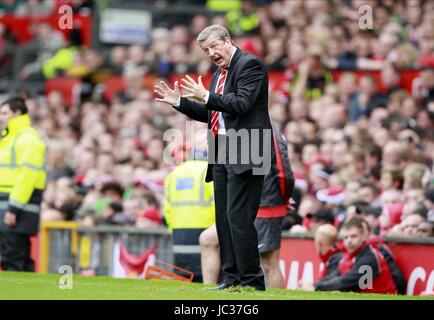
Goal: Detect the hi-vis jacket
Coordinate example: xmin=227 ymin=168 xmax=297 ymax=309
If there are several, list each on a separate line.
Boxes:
xmin=0 ymin=114 xmax=46 ymax=235
xmin=164 ymin=160 xmax=215 ymax=280
xmin=164 ymin=160 xmax=215 ymax=231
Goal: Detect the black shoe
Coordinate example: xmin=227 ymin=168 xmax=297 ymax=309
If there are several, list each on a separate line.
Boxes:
xmin=205 ymin=282 xmax=235 ymax=291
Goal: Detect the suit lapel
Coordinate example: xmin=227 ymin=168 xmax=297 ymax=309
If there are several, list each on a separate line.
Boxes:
xmin=223 ymin=47 xmax=242 ymax=94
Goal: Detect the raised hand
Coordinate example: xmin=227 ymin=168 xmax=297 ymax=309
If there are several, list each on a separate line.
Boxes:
xmin=181 ymin=75 xmax=208 ymax=102
xmin=154 ymin=80 xmax=181 ymax=106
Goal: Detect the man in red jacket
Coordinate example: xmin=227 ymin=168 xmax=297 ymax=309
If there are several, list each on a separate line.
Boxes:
xmin=314 ymin=217 xmax=398 ymax=294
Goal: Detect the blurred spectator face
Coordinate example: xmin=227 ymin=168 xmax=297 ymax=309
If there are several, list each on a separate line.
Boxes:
xmin=331 ymin=141 xmax=348 ymax=169
xmin=406 ymin=4 xmax=422 ymax=27
xmin=98 ymin=133 xmax=114 ymax=153
xmin=47 ymin=91 xmax=64 ymax=110
xmin=114 ymin=164 xmax=134 ymax=189
xmin=375 ymin=6 xmax=391 ymax=30
xmin=47 ymin=140 xmax=67 ymax=168
xmin=97 ymin=153 xmax=114 ymax=175
xmin=290 ymin=98 xmax=309 ymax=120
xmin=284 ymin=121 xmax=303 ymax=145
xmin=147 ymin=139 xmax=164 ymax=162
xmin=359 ymin=185 xmax=377 ymax=204
xmin=416 ymin=110 xmax=433 ymax=130
xmin=36 ymin=23 xmax=53 ymax=42
xmin=300 ymin=121 xmax=317 ymax=142
xmin=76 ymin=150 xmax=95 ymax=174
xmin=302 ymin=144 xmax=319 ymax=165
xmin=191 ymin=15 xmax=209 ymax=36
xmin=110 ymin=46 xmax=127 ymax=66
xmin=169 ymin=44 xmax=189 ymax=64
xmin=128 ymin=45 xmax=145 ymax=65
xmin=123 ymin=198 xmax=143 ymax=220
xmin=288 ymin=42 xmax=305 ymax=64
xmin=382 ymin=141 xmax=403 ymax=165
xmin=379 ymin=32 xmax=399 ymax=56
xmin=380 ymin=171 xmax=395 ymax=191
xmin=381 ymin=65 xmax=400 ymax=89
xmin=401 ymin=97 xmax=419 ymax=118
xmin=359 ymin=76 xmax=376 ymax=96
xmin=418 ymin=221 xmax=433 ymax=237
xmin=342 ymin=226 xmax=365 ymax=253
xmin=338 ymin=72 xmax=357 ymax=98
xmin=372 ymin=128 xmax=391 ymax=148
xmin=344 ymin=181 xmax=361 ymax=205
xmin=54 ymin=187 xmax=76 ymax=209
xmin=352 ymin=35 xmax=371 ymax=58
xmin=139 ymin=122 xmax=156 ymax=146
xmin=171 ymin=25 xmax=189 ymax=45
xmin=420 ymin=69 xmax=434 ymax=88
xmin=401 ymin=214 xmax=425 ymax=236
xmin=199 ymin=32 xmax=234 ymax=70
xmin=368 ymin=108 xmax=389 ymax=129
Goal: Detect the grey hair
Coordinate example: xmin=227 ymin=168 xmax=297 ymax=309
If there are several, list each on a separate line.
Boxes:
xmin=196 ymin=24 xmax=232 ymax=45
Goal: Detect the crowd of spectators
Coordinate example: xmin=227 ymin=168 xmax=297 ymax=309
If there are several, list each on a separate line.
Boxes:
xmin=0 ymin=0 xmax=433 ymax=242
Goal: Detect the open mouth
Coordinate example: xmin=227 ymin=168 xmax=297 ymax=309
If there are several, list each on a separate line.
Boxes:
xmin=214 ymin=57 xmax=223 ymax=64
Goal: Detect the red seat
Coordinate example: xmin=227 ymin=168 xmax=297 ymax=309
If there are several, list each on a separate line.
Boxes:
xmin=102 ymin=76 xmax=126 ymax=102
xmin=45 ymin=77 xmax=82 ymax=107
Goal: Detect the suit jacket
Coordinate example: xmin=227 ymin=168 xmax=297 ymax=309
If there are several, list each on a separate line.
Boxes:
xmin=177 ymin=48 xmax=274 ymax=182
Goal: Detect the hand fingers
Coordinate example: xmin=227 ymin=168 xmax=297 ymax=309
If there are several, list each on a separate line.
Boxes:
xmin=184 ymin=75 xmax=197 ymax=86
xmin=155 ymin=84 xmax=168 ymax=93
xmin=159 ymin=81 xmax=171 ymax=91
xmin=181 ymin=78 xmax=195 ymax=88
xmin=154 ymin=87 xmax=166 ymax=97
xmin=174 ymin=81 xmax=180 ymax=94
xmin=180 ymin=83 xmax=195 ymax=93
xmin=198 ymin=75 xmax=203 ymax=87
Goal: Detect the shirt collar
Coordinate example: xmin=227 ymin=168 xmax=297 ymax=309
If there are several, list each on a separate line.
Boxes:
xmin=222 ymin=46 xmax=237 ymax=72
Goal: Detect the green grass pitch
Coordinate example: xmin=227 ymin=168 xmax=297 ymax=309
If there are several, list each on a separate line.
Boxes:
xmin=0 ymin=272 xmax=431 ymax=300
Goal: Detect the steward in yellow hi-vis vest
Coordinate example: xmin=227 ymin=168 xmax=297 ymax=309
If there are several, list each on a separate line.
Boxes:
xmin=164 ymin=149 xmax=215 ymax=282
xmin=0 ymin=97 xmax=46 ymax=272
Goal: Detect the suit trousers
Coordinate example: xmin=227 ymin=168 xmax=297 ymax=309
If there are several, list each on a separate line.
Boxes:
xmin=0 ymin=232 xmax=34 ymax=272
xmin=212 ymin=162 xmax=265 ymax=289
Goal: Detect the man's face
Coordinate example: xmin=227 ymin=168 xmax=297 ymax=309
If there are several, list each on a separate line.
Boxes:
xmin=342 ymin=227 xmax=364 ymax=253
xmin=0 ymin=104 xmax=18 ymax=130
xmin=200 ymin=33 xmax=233 ymax=69
xmin=402 ymin=214 xmax=423 ymax=236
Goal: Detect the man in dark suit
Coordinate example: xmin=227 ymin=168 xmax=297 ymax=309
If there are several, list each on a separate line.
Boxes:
xmin=154 ymin=25 xmax=273 ymax=291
